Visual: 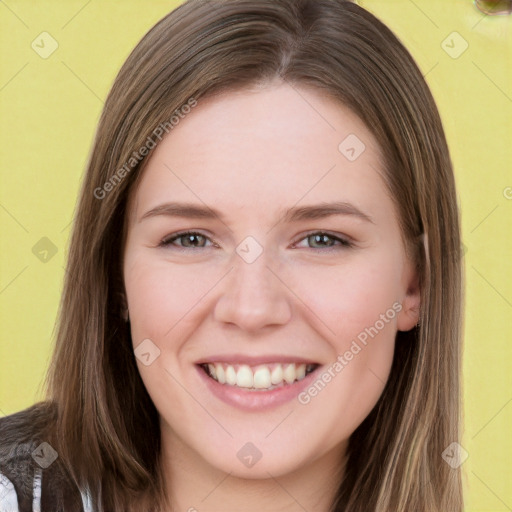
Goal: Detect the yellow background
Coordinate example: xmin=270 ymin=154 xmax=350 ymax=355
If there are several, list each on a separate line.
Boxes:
xmin=0 ymin=1 xmax=511 ymax=510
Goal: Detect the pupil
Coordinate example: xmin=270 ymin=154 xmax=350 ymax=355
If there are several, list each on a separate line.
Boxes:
xmin=312 ymin=234 xmax=331 ymax=247
xmin=187 ymin=235 xmax=200 ymax=246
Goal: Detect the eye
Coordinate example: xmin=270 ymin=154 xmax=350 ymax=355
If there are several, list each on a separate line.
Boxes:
xmin=294 ymin=231 xmax=353 ymax=251
xmin=158 ymin=230 xmax=353 ymax=251
xmin=159 ymin=231 xmax=215 ymax=249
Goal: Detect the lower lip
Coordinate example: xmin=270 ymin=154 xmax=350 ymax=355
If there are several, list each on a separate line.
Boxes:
xmin=195 ymin=365 xmax=320 ymax=411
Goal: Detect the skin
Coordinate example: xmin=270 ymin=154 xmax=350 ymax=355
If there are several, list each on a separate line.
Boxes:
xmin=122 ymin=80 xmax=420 ymax=511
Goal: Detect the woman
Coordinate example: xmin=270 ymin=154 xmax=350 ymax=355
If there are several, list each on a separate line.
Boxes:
xmin=0 ymin=0 xmax=464 ymax=510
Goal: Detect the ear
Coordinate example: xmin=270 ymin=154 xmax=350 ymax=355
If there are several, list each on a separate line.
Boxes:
xmin=397 ymin=255 xmax=421 ymax=332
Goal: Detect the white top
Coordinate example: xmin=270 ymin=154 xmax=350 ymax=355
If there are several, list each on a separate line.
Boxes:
xmin=0 ymin=469 xmax=93 ymax=512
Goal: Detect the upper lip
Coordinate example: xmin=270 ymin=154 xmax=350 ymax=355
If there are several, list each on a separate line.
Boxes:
xmin=195 ymin=354 xmax=319 ymax=365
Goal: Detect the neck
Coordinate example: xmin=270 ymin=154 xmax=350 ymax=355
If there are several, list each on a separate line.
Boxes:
xmin=159 ymin=428 xmax=347 ymax=512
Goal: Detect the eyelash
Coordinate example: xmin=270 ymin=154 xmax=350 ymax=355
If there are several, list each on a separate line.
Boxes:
xmin=158 ymin=231 xmax=353 ymax=251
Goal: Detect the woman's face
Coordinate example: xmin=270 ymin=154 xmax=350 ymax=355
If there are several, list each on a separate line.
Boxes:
xmin=122 ymin=81 xmax=420 ymax=479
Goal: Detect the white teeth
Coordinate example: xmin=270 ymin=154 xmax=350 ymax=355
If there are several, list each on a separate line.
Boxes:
xmin=225 ymin=365 xmax=237 ymax=386
xmin=215 ymin=363 xmax=225 ymax=384
xmin=270 ymin=365 xmax=283 ymax=385
xmin=296 ymin=363 xmax=306 ymax=380
xmin=283 ymin=364 xmax=296 ymax=384
xmin=204 ymin=362 xmax=314 ymax=390
xmin=253 ymin=367 xmax=271 ymax=389
xmin=236 ymin=365 xmax=253 ymax=388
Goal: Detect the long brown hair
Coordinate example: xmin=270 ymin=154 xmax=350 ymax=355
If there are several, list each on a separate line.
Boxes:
xmin=41 ymin=0 xmax=464 ymax=510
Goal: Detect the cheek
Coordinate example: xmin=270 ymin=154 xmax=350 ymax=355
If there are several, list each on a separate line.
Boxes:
xmin=292 ymin=256 xmax=400 ymax=432
xmin=124 ymin=255 xmax=218 ymax=343
xmin=292 ymin=253 xmax=402 ymax=346
xmin=123 ymin=256 xmax=216 ymax=418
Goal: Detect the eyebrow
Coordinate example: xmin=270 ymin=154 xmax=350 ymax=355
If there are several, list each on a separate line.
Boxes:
xmin=138 ymin=201 xmax=374 ymax=224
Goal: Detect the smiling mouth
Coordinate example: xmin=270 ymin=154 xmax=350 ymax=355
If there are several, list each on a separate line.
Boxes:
xmin=199 ymin=362 xmax=319 ymax=391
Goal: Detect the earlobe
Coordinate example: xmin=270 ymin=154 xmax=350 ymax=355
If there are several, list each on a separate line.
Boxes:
xmin=397 ymin=265 xmax=421 ymax=332
xmin=397 ymin=292 xmax=420 ymax=332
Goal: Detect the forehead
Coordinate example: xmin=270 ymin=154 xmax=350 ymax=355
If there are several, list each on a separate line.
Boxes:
xmin=127 ymin=82 xmax=389 ymax=225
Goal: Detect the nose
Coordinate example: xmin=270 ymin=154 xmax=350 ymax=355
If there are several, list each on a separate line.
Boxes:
xmin=213 ymin=245 xmax=293 ymax=332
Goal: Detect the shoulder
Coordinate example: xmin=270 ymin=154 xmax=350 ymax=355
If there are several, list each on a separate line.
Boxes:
xmin=0 ymin=402 xmax=87 ymax=512
xmin=0 ymin=400 xmax=56 ymax=445
xmin=0 ymin=402 xmax=52 ymax=511
xmin=0 ymin=401 xmax=57 ymax=471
